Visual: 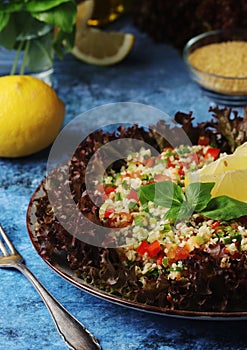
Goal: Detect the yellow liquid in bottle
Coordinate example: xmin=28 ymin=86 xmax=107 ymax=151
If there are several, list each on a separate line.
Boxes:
xmin=88 ymin=0 xmax=131 ymax=26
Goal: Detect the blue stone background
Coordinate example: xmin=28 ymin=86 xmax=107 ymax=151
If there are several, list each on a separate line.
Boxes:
xmin=0 ymin=20 xmax=247 ymax=350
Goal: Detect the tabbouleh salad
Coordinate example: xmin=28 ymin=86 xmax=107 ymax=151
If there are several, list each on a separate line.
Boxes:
xmin=32 ymin=115 xmax=247 ymax=313
xmin=96 ymin=144 xmax=247 ymax=283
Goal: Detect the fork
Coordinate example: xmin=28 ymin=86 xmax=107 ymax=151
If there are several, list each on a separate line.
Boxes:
xmin=0 ymin=224 xmax=101 ymax=350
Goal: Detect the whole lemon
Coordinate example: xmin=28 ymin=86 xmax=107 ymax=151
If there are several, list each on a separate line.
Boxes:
xmin=0 ymin=75 xmax=65 ymax=158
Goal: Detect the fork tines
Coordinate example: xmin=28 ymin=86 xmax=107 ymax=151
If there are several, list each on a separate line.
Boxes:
xmin=0 ymin=224 xmax=16 ymax=256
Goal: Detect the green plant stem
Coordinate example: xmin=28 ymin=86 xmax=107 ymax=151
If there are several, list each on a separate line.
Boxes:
xmin=20 ymin=39 xmax=30 ymax=74
xmin=10 ymin=40 xmax=24 ymax=75
xmin=35 ymin=39 xmax=53 ymax=66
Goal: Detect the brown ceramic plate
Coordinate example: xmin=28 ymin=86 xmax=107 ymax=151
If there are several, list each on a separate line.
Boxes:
xmin=26 ymin=181 xmax=247 ymax=321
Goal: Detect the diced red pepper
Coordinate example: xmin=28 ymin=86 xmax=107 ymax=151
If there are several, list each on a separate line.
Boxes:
xmin=127 ymin=189 xmax=139 ymax=202
xmin=103 ymin=207 xmax=115 ymax=218
xmin=104 ymin=186 xmax=116 ymax=195
xmin=136 ymin=240 xmax=162 ymax=258
xmin=211 ymin=220 xmax=221 ymax=229
xmin=136 ymin=240 xmax=149 ymax=255
xmin=167 ymin=158 xmax=176 ymax=168
xmin=205 ymin=148 xmax=220 ymax=160
xmin=147 ymin=240 xmax=161 ymax=258
xmin=198 ymin=136 xmax=210 ymax=146
xmin=178 ymin=166 xmax=185 ymax=176
xmin=163 ymin=147 xmax=174 ymax=152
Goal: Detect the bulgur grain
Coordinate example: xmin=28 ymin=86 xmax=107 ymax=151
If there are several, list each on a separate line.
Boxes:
xmin=188 ymin=41 xmax=247 ymax=94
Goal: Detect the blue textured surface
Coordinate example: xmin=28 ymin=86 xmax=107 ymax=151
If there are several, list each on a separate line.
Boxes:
xmin=0 ymin=21 xmax=247 ymax=350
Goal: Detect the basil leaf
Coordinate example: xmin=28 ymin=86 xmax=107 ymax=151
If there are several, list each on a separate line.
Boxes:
xmin=185 ymin=182 xmax=214 ymax=212
xmin=165 ymin=202 xmax=193 ymax=220
xmin=138 ymin=180 xmax=185 ymax=208
xmin=154 ymin=181 xmax=185 ymax=207
xmin=202 ymin=196 xmax=247 ymax=220
xmin=24 ymin=0 xmax=71 ymax=13
xmin=164 ymin=206 xmax=181 ymax=220
xmin=32 ymin=2 xmax=76 ymax=33
xmin=138 ymin=183 xmax=155 ymax=205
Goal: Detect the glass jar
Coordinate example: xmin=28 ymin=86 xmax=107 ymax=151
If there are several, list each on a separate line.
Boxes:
xmin=0 ymin=13 xmax=54 ymax=85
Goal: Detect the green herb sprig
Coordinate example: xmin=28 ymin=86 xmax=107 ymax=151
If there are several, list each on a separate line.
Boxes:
xmin=0 ymin=0 xmax=77 ymax=74
xmin=138 ymin=180 xmax=247 ymax=221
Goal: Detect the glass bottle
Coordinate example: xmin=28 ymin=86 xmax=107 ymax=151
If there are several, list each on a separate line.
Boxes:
xmin=88 ymin=0 xmax=132 ymax=26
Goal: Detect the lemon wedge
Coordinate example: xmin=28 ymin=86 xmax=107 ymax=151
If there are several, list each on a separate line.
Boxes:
xmin=76 ymin=0 xmax=94 ymax=25
xmin=72 ymin=0 xmax=135 ymax=66
xmin=186 ymin=142 xmax=247 ymax=201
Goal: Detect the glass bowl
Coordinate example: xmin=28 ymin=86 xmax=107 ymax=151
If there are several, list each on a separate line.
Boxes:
xmin=183 ymin=29 xmax=247 ymax=106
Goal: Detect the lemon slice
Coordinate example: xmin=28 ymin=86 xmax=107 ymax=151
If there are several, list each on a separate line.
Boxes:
xmin=233 ymin=141 xmax=247 ymax=157
xmin=186 ymin=142 xmax=247 ymax=201
xmin=198 ymin=154 xmax=247 ymax=175
xmin=72 ymin=15 xmax=135 ymax=66
xmin=188 ymin=169 xmax=247 ymax=201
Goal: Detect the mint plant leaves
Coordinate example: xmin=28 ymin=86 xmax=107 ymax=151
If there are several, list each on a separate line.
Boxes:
xmin=0 ymin=0 xmax=77 ymax=74
xmin=138 ymin=180 xmax=247 ymax=221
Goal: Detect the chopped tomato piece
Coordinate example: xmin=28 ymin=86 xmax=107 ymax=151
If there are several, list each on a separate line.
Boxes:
xmin=166 ymin=244 xmax=177 ymax=259
xmin=188 ymin=153 xmax=199 ymax=164
xmin=198 ymin=136 xmax=210 ymax=146
xmin=174 ymin=246 xmax=190 ymax=261
xmin=96 ymin=183 xmax=104 ymax=192
xmin=166 ymin=244 xmax=189 ymax=262
xmin=147 ymin=240 xmax=161 ymax=258
xmin=205 ymin=147 xmax=220 ymax=160
xmin=136 ymin=240 xmax=149 ymax=255
xmin=127 ymin=189 xmax=139 ymax=202
xmin=154 ymin=174 xmax=168 ymax=182
xmin=143 ymin=157 xmax=154 ymax=167
xmin=146 ymin=180 xmax=155 ymax=185
xmin=156 ymin=251 xmax=165 ymax=265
